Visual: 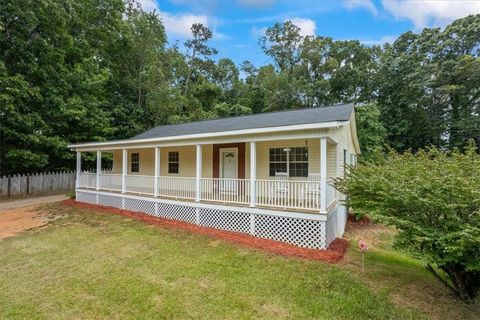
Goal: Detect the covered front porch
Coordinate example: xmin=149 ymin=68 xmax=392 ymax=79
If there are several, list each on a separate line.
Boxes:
xmin=76 ymin=137 xmax=339 ymax=214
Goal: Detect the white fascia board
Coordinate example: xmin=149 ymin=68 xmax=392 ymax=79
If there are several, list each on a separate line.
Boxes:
xmin=76 ymin=131 xmax=331 ymax=151
xmin=68 ymin=121 xmax=347 ymax=150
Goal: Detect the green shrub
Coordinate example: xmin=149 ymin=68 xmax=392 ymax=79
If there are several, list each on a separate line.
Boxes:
xmin=66 ymin=190 xmax=76 ymax=199
xmin=335 ymin=143 xmax=480 ymax=302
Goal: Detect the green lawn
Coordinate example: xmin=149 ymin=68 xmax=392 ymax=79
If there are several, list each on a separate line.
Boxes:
xmin=0 ymin=203 xmax=477 ymax=319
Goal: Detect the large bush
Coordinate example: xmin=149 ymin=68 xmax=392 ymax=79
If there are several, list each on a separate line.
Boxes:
xmin=335 ymin=143 xmax=480 ymax=302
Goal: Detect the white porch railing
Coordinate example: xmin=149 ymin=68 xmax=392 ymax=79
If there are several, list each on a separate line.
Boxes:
xmin=78 ymin=172 xmax=96 ymax=189
xmin=125 ymin=175 xmax=155 ymax=195
xmin=200 ymin=178 xmax=250 ymax=204
xmin=256 ymin=179 xmax=321 ymax=210
xmin=158 ymin=176 xmax=196 ymax=199
xmin=77 ymin=173 xmax=338 ymax=211
xmin=99 ymin=173 xmax=122 ymax=192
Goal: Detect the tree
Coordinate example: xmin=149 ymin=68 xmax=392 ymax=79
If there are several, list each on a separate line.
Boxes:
xmin=260 ymin=21 xmax=303 ymax=75
xmin=183 ymin=23 xmax=218 ymax=96
xmin=355 ymin=103 xmax=387 ymax=161
xmin=0 ymin=0 xmax=119 ymax=174
xmin=376 ymin=15 xmax=480 ymax=152
xmin=106 ymin=1 xmax=168 ymax=138
xmin=213 ymin=102 xmax=251 ymax=118
xmin=335 ymin=143 xmax=480 ymax=301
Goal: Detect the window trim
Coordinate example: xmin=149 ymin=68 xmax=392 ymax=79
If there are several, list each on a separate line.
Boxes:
xmin=131 ymin=152 xmax=140 ymax=173
xmin=268 ymin=147 xmax=308 ymax=178
xmin=168 ymin=151 xmax=179 ymax=174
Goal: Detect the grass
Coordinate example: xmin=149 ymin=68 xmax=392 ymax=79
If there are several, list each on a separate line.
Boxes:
xmin=0 ymin=203 xmax=478 ymax=319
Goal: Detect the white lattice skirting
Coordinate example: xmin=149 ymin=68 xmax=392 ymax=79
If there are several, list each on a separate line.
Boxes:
xmin=76 ymin=190 xmax=339 ymax=249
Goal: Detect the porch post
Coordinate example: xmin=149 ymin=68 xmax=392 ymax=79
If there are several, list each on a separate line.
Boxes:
xmin=96 ymin=150 xmax=101 ymax=191
xmin=195 ymin=144 xmax=202 ymax=202
xmin=320 ymin=137 xmax=327 ymax=213
xmin=154 ymin=147 xmax=160 ymax=197
xmin=122 ymin=149 xmax=127 ymax=193
xmin=75 ymin=151 xmax=81 ymax=189
xmin=250 ymin=142 xmax=256 ymax=207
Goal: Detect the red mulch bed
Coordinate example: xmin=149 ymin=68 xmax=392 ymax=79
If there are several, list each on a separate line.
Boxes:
xmin=61 ymin=199 xmax=349 ymax=263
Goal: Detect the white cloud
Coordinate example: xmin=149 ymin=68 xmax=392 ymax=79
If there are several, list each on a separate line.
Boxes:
xmin=287 ymin=17 xmax=316 ymax=36
xmin=160 ymin=12 xmax=209 ymax=38
xmin=251 ymin=26 xmax=267 ymax=38
xmin=344 ymin=0 xmax=378 ymax=16
xmin=382 ymin=0 xmax=480 ymax=29
xmin=138 ymin=0 xmax=159 ymax=12
xmin=137 ymin=1 xmax=211 ymax=39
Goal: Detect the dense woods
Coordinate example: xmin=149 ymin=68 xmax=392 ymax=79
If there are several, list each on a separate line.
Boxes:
xmin=1 ymin=0 xmax=479 ymax=174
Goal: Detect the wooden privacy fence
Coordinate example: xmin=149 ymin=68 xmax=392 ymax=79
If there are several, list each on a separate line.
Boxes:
xmin=0 ymin=171 xmax=76 ymax=200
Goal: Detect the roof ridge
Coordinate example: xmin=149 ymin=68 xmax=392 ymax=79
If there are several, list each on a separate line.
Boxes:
xmin=133 ymin=103 xmax=353 ymax=138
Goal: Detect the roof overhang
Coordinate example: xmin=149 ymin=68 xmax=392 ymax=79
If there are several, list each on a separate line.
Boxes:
xmin=68 ymin=120 xmax=348 ymax=150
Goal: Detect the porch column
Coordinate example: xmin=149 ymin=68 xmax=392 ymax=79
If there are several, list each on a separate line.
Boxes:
xmin=96 ymin=150 xmax=101 ymax=191
xmin=154 ymin=147 xmax=160 ymax=197
xmin=249 ymin=142 xmax=256 ymax=207
xmin=75 ymin=151 xmax=81 ymax=189
xmin=122 ymin=149 xmax=127 ymax=193
xmin=195 ymin=144 xmax=202 ymax=202
xmin=320 ymin=137 xmax=327 ymax=213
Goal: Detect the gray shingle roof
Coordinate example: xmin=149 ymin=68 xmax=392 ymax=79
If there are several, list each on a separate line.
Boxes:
xmin=131 ymin=103 xmax=353 ymax=141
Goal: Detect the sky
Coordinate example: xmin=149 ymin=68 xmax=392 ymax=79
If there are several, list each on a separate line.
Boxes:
xmin=140 ymin=0 xmax=480 ymax=66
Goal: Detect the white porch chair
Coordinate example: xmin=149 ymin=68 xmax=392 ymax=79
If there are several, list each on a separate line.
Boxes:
xmin=301 ymin=173 xmax=321 ymax=208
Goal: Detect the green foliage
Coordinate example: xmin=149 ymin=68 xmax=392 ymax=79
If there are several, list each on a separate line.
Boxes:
xmin=213 ymin=102 xmax=252 ymax=118
xmin=377 ymin=15 xmax=480 ymax=152
xmin=355 ymin=103 xmax=387 ymax=161
xmin=335 ymin=143 xmax=480 ymax=301
xmin=1 ymin=0 xmax=479 ymax=176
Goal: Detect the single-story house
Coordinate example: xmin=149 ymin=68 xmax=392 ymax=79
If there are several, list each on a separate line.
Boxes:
xmin=68 ymin=103 xmax=360 ymax=249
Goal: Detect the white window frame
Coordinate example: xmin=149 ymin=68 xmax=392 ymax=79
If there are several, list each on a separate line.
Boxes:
xmin=131 ymin=152 xmax=140 ymax=173
xmin=168 ymin=151 xmax=179 ymax=174
xmin=268 ymin=147 xmax=308 ymax=177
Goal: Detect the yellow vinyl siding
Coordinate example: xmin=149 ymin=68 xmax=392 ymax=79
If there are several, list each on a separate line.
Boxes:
xmin=159 ymin=145 xmax=195 ymax=177
xmin=327 ymin=142 xmax=337 ymax=178
xmin=109 ymin=125 xmax=356 ymax=180
xmin=111 ymin=149 xmax=154 ymax=175
xmin=110 ymin=137 xmax=341 ymax=180
xmin=112 ymin=150 xmax=122 ymax=173
xmin=256 ymin=139 xmax=320 ymax=180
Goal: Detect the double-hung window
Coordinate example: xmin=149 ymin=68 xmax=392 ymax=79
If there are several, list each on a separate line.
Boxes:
xmin=168 ymin=151 xmax=179 ymax=174
xmin=131 ymin=153 xmax=139 ymax=173
xmin=269 ymin=147 xmax=308 ymax=177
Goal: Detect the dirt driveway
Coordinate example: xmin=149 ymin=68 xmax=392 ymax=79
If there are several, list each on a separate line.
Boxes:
xmin=0 ymin=195 xmax=68 ymax=239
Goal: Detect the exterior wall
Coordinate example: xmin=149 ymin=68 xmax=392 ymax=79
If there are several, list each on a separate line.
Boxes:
xmin=112 ymin=150 xmax=122 ymax=173
xmin=256 ymin=138 xmax=319 ymax=180
xmin=112 ymin=146 xmax=211 ymax=177
xmin=326 ymin=142 xmax=337 ymax=178
xmin=159 ymin=145 xmax=195 ymax=177
xmin=111 ymin=148 xmax=155 ymax=175
xmin=109 ymin=137 xmax=339 ymax=179
xmin=328 ymin=119 xmax=358 ymax=178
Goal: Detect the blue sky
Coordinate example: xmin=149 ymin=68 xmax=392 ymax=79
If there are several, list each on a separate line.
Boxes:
xmin=141 ymin=0 xmax=480 ymax=66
